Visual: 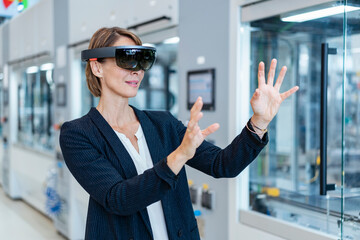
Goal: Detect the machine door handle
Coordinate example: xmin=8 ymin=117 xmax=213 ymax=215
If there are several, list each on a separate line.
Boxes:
xmin=320 ymin=43 xmax=336 ymax=195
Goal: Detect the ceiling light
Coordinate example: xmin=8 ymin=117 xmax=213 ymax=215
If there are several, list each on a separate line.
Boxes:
xmin=26 ymin=66 xmax=39 ymax=74
xmin=163 ymin=37 xmax=180 ymax=44
xmin=281 ymin=5 xmax=360 ymax=22
xmin=143 ymin=43 xmax=156 ymax=48
xmin=40 ymin=63 xmax=54 ymax=71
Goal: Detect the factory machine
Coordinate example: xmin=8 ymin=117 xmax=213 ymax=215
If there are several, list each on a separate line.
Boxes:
xmin=241 ymin=1 xmax=360 ymax=239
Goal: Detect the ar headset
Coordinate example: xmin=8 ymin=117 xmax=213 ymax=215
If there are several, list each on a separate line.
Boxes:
xmin=81 ymin=45 xmax=156 ymax=71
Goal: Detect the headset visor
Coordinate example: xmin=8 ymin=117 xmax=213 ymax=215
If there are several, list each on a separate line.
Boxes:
xmin=81 ymin=46 xmax=156 ymax=71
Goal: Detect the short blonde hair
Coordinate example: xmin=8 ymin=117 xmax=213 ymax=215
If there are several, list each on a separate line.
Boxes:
xmin=85 ymin=27 xmax=142 ymax=97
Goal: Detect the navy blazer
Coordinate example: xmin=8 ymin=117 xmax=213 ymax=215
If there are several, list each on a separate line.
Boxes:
xmin=59 ymin=107 xmax=268 ymax=240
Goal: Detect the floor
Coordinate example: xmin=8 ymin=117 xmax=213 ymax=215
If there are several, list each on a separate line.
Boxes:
xmin=0 ymin=186 xmax=66 ymax=240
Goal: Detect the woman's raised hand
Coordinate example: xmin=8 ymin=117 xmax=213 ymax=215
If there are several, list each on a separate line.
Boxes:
xmin=167 ymin=97 xmax=219 ymax=175
xmin=250 ymin=59 xmax=299 ymax=131
xmin=179 ymin=97 xmax=220 ymax=160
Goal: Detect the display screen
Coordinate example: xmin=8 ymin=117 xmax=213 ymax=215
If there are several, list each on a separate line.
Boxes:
xmin=187 ymin=69 xmax=215 ymax=110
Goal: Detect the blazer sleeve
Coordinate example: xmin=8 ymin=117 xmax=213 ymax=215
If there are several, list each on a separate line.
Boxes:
xmin=59 ymin=121 xmax=179 ymax=216
xmin=170 ymin=115 xmax=268 ymax=178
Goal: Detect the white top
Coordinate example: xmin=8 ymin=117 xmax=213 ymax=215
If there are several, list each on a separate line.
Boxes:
xmin=114 ymin=125 xmax=169 ymax=240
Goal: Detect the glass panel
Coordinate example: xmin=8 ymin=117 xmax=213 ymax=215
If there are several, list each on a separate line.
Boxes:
xmin=246 ymin=1 xmax=360 ymax=238
xmin=18 ymin=71 xmax=34 ymax=146
xmin=17 ymin=64 xmax=54 ymax=151
xmin=343 ymin=1 xmax=360 ymax=239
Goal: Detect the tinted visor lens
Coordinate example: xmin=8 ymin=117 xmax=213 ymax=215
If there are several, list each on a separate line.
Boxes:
xmin=115 ymin=48 xmax=156 ymax=71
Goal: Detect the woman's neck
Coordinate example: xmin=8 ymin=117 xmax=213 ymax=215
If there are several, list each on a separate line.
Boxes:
xmin=96 ymin=95 xmax=137 ymax=128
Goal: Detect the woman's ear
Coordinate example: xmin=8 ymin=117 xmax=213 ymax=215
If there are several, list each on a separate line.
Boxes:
xmin=90 ymin=61 xmax=103 ymax=78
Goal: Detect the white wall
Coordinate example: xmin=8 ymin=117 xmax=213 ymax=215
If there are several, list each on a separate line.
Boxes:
xmin=68 ymin=0 xmax=178 ymax=45
xmin=8 ymin=0 xmax=54 ymax=62
xmin=178 ymin=0 xmax=232 ymax=239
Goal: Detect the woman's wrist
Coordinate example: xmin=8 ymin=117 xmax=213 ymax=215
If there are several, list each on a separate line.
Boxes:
xmin=248 ymin=115 xmax=269 ymax=139
xmin=250 ymin=115 xmax=270 ymax=130
xmin=167 ymin=148 xmax=188 ymax=175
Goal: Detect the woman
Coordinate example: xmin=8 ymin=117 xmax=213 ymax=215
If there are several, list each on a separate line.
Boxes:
xmin=59 ymin=27 xmax=298 ymax=240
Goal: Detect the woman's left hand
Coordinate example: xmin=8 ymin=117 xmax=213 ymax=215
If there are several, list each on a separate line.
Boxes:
xmin=250 ymin=59 xmax=299 ymax=130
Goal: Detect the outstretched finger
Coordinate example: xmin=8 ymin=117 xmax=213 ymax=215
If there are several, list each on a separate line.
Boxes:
xmin=274 ymin=66 xmax=287 ymax=91
xmin=190 ymin=97 xmax=203 ymax=118
xmin=202 ymin=123 xmax=220 ymax=138
xmin=258 ymin=62 xmax=266 ymax=87
xmin=190 ymin=97 xmax=203 ymax=122
xmin=280 ymin=86 xmax=299 ymax=101
xmin=267 ymin=59 xmax=277 ymax=86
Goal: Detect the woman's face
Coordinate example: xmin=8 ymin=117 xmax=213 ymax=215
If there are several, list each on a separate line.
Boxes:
xmin=99 ymin=37 xmax=145 ymax=99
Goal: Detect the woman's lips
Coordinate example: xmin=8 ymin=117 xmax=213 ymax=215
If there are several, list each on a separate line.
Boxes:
xmin=125 ymin=80 xmax=139 ymax=87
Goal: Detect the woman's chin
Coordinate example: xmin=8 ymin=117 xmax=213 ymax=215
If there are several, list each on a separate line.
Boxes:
xmin=120 ymin=91 xmax=138 ymax=99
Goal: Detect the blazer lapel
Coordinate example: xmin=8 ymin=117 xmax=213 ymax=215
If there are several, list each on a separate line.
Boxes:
xmin=132 ymin=107 xmax=165 ymax=165
xmin=87 ymin=107 xmax=138 ymax=179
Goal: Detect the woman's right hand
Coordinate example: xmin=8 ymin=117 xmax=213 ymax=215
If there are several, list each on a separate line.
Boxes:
xmin=167 ymin=97 xmax=220 ymax=175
